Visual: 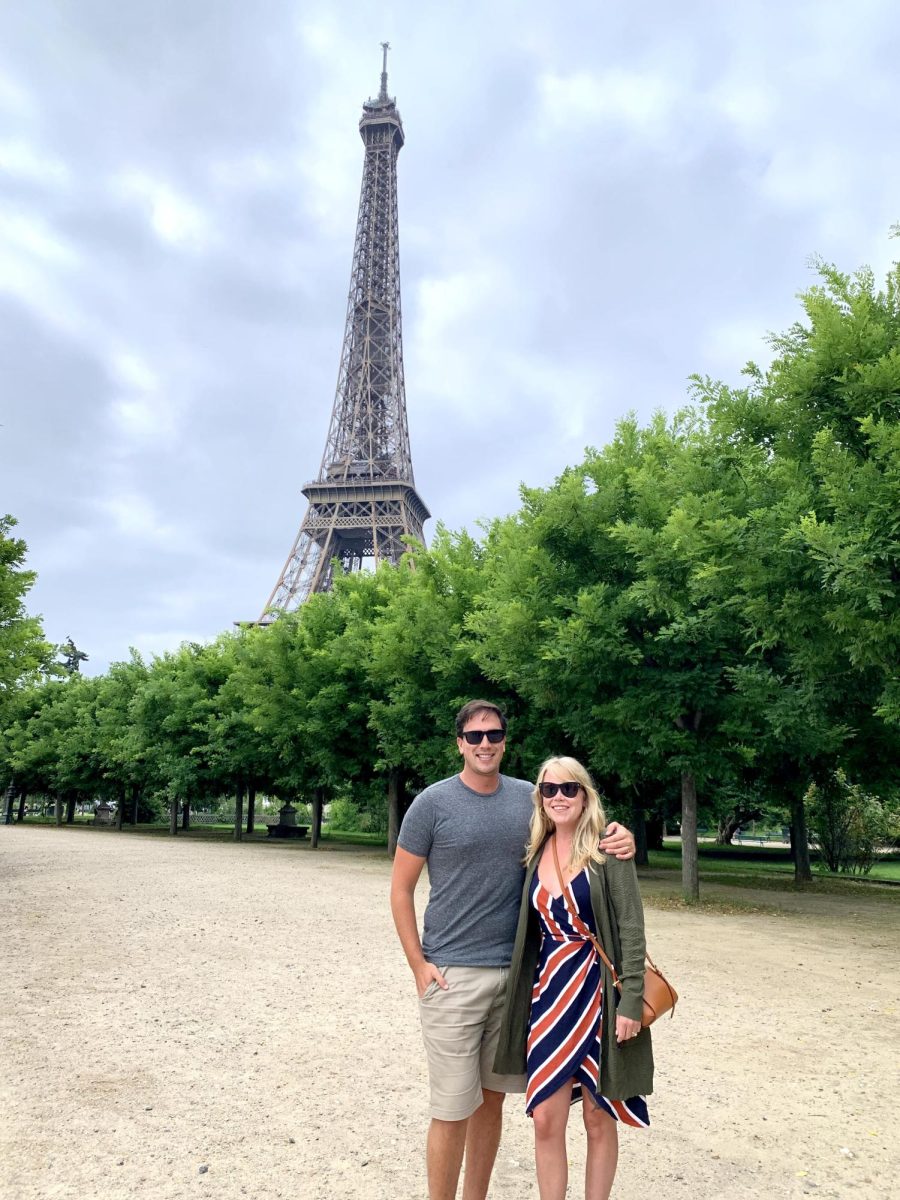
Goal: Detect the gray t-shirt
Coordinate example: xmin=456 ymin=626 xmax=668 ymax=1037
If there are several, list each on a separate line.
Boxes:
xmin=397 ymin=773 xmax=533 ymax=967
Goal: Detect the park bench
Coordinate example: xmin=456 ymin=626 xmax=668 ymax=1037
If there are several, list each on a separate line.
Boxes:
xmin=733 ymin=831 xmax=786 ymax=846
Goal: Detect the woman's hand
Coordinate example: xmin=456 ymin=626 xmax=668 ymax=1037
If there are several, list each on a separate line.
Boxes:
xmin=600 ymin=821 xmax=636 ymax=860
xmin=615 ymin=1014 xmax=641 ymax=1043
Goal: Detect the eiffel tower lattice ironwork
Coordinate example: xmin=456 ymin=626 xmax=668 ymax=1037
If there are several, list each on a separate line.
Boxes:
xmin=258 ymin=46 xmax=429 ymax=622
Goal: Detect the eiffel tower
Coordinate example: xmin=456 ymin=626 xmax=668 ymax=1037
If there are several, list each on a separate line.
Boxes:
xmin=258 ymin=45 xmax=429 ymax=621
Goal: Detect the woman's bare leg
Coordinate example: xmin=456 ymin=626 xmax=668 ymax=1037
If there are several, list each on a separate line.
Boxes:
xmin=582 ymin=1098 xmax=619 ymax=1200
xmin=531 ymin=1081 xmax=574 ymax=1200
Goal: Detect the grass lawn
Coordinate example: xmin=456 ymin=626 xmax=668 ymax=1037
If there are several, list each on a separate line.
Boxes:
xmin=15 ymin=817 xmax=897 ymax=887
xmin=649 ymin=840 xmax=900 ymax=888
xmin=16 ymin=815 xmax=387 ymax=849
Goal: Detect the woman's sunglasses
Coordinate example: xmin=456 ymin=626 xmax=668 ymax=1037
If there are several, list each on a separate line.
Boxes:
xmin=539 ymin=781 xmax=582 ymax=799
xmin=460 ymin=729 xmax=506 ymax=745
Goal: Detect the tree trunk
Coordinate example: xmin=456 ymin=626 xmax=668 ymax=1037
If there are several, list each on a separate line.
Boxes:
xmin=630 ymin=794 xmax=648 ymax=867
xmin=246 ymin=785 xmax=256 ymax=836
xmin=681 ymin=771 xmax=700 ymax=901
xmin=65 ymin=795 xmax=76 ymax=825
xmin=716 ymin=815 xmax=734 ymax=846
xmin=17 ymin=788 xmax=27 ymax=823
xmin=181 ymin=800 xmax=190 ymax=831
xmin=790 ymin=792 xmax=812 ymax=883
xmin=115 ymin=787 xmax=125 ymax=831
xmin=311 ymin=787 xmax=324 ymax=849
xmin=716 ymin=806 xmax=764 ymax=846
xmin=54 ymin=794 xmax=63 ymax=826
xmin=234 ymin=782 xmax=245 ymax=842
xmin=3 ymin=784 xmax=14 ymax=825
xmin=645 ymin=814 xmax=665 ymax=851
xmin=169 ymin=796 xmax=178 ymax=836
xmin=131 ymin=784 xmax=140 ymax=825
xmin=387 ymin=769 xmax=403 ymax=858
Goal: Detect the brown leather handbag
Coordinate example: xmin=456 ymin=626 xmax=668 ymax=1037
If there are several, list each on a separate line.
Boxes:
xmin=551 ymin=836 xmax=678 ymax=1027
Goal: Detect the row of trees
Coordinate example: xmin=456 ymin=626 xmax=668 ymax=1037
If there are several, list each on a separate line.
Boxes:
xmin=2 ymin=255 xmax=898 ymax=897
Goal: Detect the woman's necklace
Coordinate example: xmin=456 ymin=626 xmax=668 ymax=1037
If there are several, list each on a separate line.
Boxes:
xmin=553 ymin=833 xmax=577 ymax=879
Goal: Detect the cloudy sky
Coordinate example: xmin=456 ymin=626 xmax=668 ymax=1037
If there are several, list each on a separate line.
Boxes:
xmin=2 ymin=0 xmax=899 ymax=674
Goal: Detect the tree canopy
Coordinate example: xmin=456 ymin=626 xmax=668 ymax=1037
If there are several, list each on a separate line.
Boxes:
xmin=2 ymin=249 xmax=898 ymax=894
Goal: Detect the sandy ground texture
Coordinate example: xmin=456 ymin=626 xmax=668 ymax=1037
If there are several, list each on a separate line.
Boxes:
xmin=1 ymin=825 xmax=898 ymax=1200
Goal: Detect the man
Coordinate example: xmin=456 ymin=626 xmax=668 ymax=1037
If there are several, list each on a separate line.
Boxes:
xmin=390 ymin=700 xmax=636 ymax=1200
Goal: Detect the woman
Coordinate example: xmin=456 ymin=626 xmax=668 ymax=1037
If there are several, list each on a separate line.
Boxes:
xmin=494 ymin=757 xmax=653 ymax=1200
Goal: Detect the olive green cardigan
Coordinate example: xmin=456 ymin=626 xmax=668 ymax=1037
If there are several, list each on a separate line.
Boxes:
xmin=493 ymin=851 xmax=654 ymax=1101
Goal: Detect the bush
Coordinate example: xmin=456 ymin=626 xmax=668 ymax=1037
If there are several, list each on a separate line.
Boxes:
xmin=326 ymin=785 xmax=388 ymax=835
xmin=807 ymin=772 xmax=895 ymax=875
xmin=326 ymin=795 xmax=363 ymax=832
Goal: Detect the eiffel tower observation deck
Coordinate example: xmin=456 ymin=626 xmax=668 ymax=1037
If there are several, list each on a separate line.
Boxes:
xmin=258 ymin=45 xmax=429 ymax=621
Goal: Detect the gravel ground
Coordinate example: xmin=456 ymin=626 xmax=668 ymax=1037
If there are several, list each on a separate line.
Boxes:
xmin=1 ymin=824 xmax=897 ymax=1200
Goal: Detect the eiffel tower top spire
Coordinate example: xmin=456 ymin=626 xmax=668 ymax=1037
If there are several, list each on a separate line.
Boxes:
xmin=379 ymin=41 xmax=390 ymax=101
xmin=256 ymin=48 xmax=429 ymax=620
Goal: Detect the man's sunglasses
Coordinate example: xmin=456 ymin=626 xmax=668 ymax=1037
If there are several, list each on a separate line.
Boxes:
xmin=460 ymin=729 xmax=506 ymax=745
xmin=539 ymin=781 xmax=582 ymax=799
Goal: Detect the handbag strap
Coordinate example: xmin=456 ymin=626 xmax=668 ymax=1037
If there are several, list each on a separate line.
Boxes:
xmin=550 ymin=834 xmax=622 ymax=989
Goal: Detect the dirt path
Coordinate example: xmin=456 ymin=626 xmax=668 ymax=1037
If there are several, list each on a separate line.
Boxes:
xmin=1 ymin=826 xmax=897 ymax=1200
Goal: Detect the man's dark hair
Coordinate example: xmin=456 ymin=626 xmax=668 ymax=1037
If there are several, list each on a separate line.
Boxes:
xmin=455 ymin=700 xmax=508 ymax=738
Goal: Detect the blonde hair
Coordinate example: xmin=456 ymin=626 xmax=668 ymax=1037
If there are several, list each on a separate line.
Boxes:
xmin=524 ymin=756 xmax=608 ymax=872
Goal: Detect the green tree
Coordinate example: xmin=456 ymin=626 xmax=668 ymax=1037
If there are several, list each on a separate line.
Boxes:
xmin=700 ymin=251 xmax=900 ymax=854
xmin=365 ymin=528 xmax=529 ymax=850
xmin=130 ymin=642 xmax=231 ymax=832
xmin=244 ymin=580 xmax=384 ymax=844
xmin=473 ymin=413 xmax=768 ymax=899
xmin=206 ymin=629 xmax=283 ymax=838
xmin=0 ymin=515 xmax=54 ymax=721
xmin=3 ymin=677 xmax=102 ymax=821
xmin=92 ymin=653 xmax=155 ymax=825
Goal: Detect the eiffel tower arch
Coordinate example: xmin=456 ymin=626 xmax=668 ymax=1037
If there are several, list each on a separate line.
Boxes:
xmin=258 ymin=46 xmax=429 ymax=622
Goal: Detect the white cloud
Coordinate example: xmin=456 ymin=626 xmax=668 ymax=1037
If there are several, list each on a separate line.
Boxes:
xmin=106 ymin=348 xmax=181 ymax=444
xmin=0 ymin=69 xmax=33 ymax=118
xmin=537 ymin=67 xmax=678 ymax=137
xmin=125 ymin=628 xmax=209 ymax=661
xmin=207 ymin=152 xmax=282 ymax=192
xmin=111 ymin=349 xmax=159 ymax=394
xmin=410 ymin=264 xmax=519 ymax=412
xmin=92 ymin=489 xmax=184 ymax=550
xmin=759 ymin=146 xmax=844 ymax=213
xmin=0 ymin=211 xmax=84 ymax=336
xmin=110 ymin=394 xmax=167 ymax=441
xmin=297 ymin=14 xmax=340 ymax=58
xmin=699 ymin=317 xmax=774 ymax=376
xmin=2 ymin=210 xmax=78 ymax=267
xmin=0 ymin=138 xmax=70 ymax=185
xmin=114 ymin=169 xmax=212 ymax=249
xmin=709 ymin=79 xmax=776 ymax=142
xmin=32 ymin=526 xmax=97 ymax=574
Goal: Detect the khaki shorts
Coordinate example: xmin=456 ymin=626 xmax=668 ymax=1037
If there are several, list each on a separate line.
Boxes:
xmin=418 ymin=965 xmax=526 ymax=1121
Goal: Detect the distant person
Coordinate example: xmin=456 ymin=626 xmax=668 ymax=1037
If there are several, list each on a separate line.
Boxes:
xmin=493 ymin=756 xmax=653 ymax=1200
xmin=390 ymin=702 xmax=636 ymax=1200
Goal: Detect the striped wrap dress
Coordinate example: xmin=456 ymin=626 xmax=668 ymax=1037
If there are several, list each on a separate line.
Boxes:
xmin=525 ymin=866 xmax=650 ymax=1126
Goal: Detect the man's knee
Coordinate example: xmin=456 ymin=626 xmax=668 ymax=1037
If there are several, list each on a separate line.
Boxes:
xmin=479 ymin=1088 xmax=506 ymax=1113
xmin=430 ymin=1115 xmax=469 ymax=1135
xmin=428 ymin=1114 xmax=470 ymax=1156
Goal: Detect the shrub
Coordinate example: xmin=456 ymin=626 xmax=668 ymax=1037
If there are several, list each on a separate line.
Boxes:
xmin=326 ymin=795 xmax=363 ymax=832
xmin=807 ymin=772 xmax=895 ymax=874
xmin=326 ymin=785 xmax=388 ymax=835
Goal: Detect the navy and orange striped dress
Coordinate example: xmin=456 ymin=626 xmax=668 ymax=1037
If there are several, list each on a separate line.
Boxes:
xmin=525 ymin=866 xmax=650 ymax=1126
